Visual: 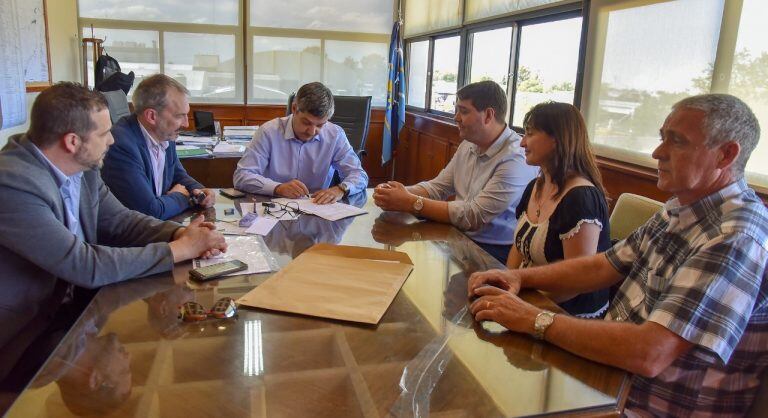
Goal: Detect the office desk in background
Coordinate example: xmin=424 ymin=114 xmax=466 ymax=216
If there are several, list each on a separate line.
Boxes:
xmin=181 ymin=156 xmax=239 ymax=188
xmin=6 ymin=190 xmax=629 ymax=417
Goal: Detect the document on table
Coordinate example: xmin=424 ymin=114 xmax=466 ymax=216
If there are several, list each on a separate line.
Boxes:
xmin=193 ymin=235 xmax=277 ymax=276
xmin=273 ymin=198 xmax=367 ymax=221
xmin=244 ymin=217 xmax=278 ymax=235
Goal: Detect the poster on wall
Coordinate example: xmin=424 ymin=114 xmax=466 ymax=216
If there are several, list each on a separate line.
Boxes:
xmin=17 ymin=0 xmax=50 ymax=84
xmin=0 ymin=0 xmax=28 ymax=129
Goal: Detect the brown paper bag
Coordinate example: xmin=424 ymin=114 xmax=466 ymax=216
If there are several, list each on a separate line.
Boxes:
xmin=237 ymin=244 xmax=414 ymax=324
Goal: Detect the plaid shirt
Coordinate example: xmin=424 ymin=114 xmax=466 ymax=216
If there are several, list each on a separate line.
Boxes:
xmin=605 ymin=179 xmax=768 ymax=417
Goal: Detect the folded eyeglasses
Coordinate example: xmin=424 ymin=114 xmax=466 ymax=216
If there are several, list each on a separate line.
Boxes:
xmin=178 ymin=297 xmax=238 ymax=322
xmin=262 ymin=201 xmax=304 ymax=219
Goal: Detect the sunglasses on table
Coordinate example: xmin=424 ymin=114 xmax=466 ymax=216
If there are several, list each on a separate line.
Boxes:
xmin=178 ymin=297 xmax=238 ymax=322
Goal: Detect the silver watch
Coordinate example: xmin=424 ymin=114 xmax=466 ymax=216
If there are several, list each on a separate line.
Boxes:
xmin=533 ymin=310 xmax=556 ymax=340
xmin=412 ymin=196 xmax=424 ymax=214
xmin=337 ymin=182 xmax=349 ymax=196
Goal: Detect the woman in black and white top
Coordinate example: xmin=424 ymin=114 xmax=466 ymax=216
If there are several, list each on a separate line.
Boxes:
xmin=508 ymin=102 xmax=611 ymax=318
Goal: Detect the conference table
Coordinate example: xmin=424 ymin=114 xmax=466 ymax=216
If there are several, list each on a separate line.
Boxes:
xmin=6 ymin=190 xmax=629 ymax=417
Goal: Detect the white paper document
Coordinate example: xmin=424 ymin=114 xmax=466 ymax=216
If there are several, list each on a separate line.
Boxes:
xmin=238 ymin=202 xmax=255 ymax=214
xmin=177 ymin=136 xmax=218 ymax=146
xmin=273 ymin=198 xmax=367 ymax=221
xmin=213 ymin=143 xmax=246 ymax=155
xmin=193 ymin=235 xmax=275 ymax=276
xmin=244 ymin=217 xmax=278 ymax=235
xmin=215 ymin=221 xmax=247 ymax=236
xmin=224 ymin=125 xmax=258 ymax=133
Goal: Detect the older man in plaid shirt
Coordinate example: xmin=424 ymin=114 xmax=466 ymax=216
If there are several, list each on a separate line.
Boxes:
xmin=467 ymin=94 xmax=767 ymax=417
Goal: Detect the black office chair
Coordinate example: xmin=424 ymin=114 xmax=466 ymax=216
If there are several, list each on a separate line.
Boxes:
xmin=286 ymin=93 xmax=372 ymax=160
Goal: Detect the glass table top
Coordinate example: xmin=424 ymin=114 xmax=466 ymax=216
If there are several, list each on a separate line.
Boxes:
xmin=6 ymin=190 xmax=628 ymax=417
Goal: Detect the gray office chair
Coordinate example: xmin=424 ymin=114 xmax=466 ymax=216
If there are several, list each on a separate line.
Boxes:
xmin=101 ymin=90 xmax=131 ymax=123
xmin=286 ymin=92 xmax=372 ymax=159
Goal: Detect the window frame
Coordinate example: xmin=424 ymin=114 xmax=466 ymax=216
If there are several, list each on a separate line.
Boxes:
xmin=78 ymin=0 xmax=396 ymax=106
xmin=78 ymin=15 xmax=246 ymax=103
xmin=246 ymin=28 xmax=391 ymax=105
xmin=579 ymin=0 xmax=768 ymax=190
xmin=404 ymin=2 xmax=585 ymax=125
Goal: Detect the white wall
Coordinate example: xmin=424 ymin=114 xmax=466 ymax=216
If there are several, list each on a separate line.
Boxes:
xmin=0 ymin=0 xmax=80 ymax=146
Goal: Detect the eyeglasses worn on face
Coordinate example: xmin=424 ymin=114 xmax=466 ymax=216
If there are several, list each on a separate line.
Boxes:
xmin=178 ymin=297 xmax=238 ymax=322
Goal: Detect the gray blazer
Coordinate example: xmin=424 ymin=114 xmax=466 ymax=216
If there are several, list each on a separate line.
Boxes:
xmin=0 ymin=134 xmax=181 ymax=351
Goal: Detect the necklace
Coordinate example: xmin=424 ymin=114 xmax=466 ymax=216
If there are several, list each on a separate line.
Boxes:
xmin=534 ymin=188 xmax=543 ymax=219
xmin=534 ymin=181 xmax=551 ymax=219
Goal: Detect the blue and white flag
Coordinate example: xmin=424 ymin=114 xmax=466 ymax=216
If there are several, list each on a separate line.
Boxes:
xmin=382 ymin=20 xmax=406 ymax=166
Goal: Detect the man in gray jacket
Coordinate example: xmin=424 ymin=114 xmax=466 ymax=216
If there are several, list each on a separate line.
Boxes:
xmin=0 ymin=82 xmax=226 ymax=380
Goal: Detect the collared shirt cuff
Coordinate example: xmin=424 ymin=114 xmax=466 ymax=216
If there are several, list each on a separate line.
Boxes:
xmin=263 ymin=179 xmax=282 ymax=196
xmin=446 ymin=200 xmax=471 ymax=231
xmin=604 ymin=247 xmax=624 ymax=272
xmin=412 ymin=182 xmax=439 ymax=200
xmin=168 ymin=224 xmax=185 ymax=242
xmin=339 ymin=182 xmax=352 ymax=196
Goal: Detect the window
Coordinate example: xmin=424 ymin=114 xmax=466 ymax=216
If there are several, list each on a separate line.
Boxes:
xmin=164 ymin=33 xmax=238 ymax=99
xmin=404 ymin=3 xmax=583 ymax=122
xmin=82 ymin=28 xmax=159 ymax=96
xmin=728 ymin=0 xmax=768 ymax=182
xmin=429 ymin=36 xmax=459 ymax=113
xmin=582 ymin=0 xmax=768 ymax=186
xmin=583 ymin=0 xmax=722 ymax=165
xmin=247 ymin=0 xmax=393 ymax=105
xmin=78 ymin=0 xmax=239 ymax=25
xmin=468 ymin=27 xmax=513 ymax=117
xmin=78 ymin=1 xmax=394 ymax=104
xmin=79 ymin=0 xmax=242 ymax=102
xmin=431 ymin=36 xmax=461 ymax=114
xmin=407 ymin=41 xmax=429 ymax=108
xmin=250 ymin=0 xmax=392 ymax=34
xmin=324 ymin=40 xmax=389 ymax=104
xmin=512 ymin=17 xmax=582 ymax=126
xmin=251 ymin=37 xmax=321 ymax=103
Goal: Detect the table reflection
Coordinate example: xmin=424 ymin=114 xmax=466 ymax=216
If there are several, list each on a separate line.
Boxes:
xmin=6 ymin=190 xmax=627 ymax=417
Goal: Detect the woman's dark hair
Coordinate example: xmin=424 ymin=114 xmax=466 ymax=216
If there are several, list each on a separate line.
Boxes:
xmin=523 ymin=101 xmax=606 ymax=199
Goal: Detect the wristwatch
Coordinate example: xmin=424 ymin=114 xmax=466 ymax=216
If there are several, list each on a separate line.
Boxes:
xmin=533 ymin=310 xmax=556 ymax=340
xmin=337 ymin=183 xmax=349 ymax=196
xmin=412 ymin=196 xmax=424 ymax=214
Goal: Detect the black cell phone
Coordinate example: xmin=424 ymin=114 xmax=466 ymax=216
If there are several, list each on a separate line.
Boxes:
xmin=190 ymin=260 xmax=248 ymax=282
xmin=220 ymin=188 xmax=246 ymax=199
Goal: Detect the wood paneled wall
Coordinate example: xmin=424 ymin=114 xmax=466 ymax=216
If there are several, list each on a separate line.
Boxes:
xmin=186 ymin=104 xmax=392 ymax=186
xmin=185 ymin=105 xmax=765 ymax=204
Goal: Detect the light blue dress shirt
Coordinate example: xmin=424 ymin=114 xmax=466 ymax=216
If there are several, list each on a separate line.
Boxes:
xmin=233 ymin=115 xmax=369 ymax=196
xmin=30 ymin=144 xmax=85 ymax=240
xmin=139 ymin=122 xmax=170 ymax=197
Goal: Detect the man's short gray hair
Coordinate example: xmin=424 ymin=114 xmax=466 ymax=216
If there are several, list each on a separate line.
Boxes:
xmin=132 ymin=74 xmax=189 ymax=114
xmin=673 ymin=93 xmax=760 ymax=178
xmin=294 ymin=82 xmax=334 ymax=119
